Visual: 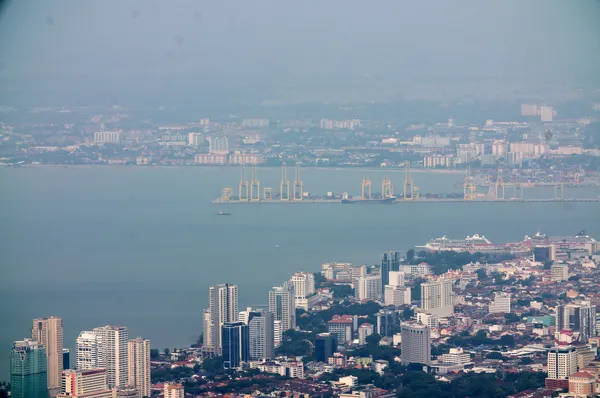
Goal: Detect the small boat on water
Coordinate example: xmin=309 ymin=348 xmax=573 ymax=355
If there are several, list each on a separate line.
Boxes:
xmin=216 ymin=211 xmax=232 ymax=216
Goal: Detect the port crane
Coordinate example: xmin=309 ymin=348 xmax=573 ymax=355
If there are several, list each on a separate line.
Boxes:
xmin=403 ymin=162 xmax=419 ymax=200
xmin=280 ymin=162 xmax=290 ymax=201
xmin=238 ymin=164 xmax=249 ymax=201
xmin=361 ymin=177 xmax=372 ymax=199
xmin=250 ymin=164 xmax=260 ymax=202
xmin=293 ymin=162 xmax=303 ymax=201
xmin=382 ymin=176 xmax=393 ymax=199
xmin=463 ymin=167 xmax=477 ymax=200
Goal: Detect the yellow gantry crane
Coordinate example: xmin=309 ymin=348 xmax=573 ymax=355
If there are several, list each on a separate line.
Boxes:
xmin=238 ymin=164 xmax=249 ymax=201
xmin=463 ymin=167 xmax=477 ymax=200
xmin=382 ymin=176 xmax=393 ymax=199
xmin=280 ymin=162 xmax=290 ymax=201
xmin=250 ymin=164 xmax=260 ymax=202
xmin=403 ymin=162 xmax=419 ymax=200
xmin=293 ymin=162 xmax=303 ymax=201
xmin=361 ymin=177 xmax=372 ymax=199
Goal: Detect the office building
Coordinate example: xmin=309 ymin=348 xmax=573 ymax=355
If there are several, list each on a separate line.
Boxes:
xmin=551 ymin=263 xmax=569 ymax=282
xmin=315 ymin=333 xmax=337 ymax=363
xmin=188 ymin=132 xmax=204 ymax=146
xmin=221 ymin=322 xmax=249 ymax=369
xmin=400 ymin=322 xmax=431 ymax=366
xmin=489 ymin=292 xmax=511 ymax=314
xmin=441 ymin=348 xmax=470 ymax=364
xmin=127 ymin=337 xmax=151 ymax=398
xmin=62 ymin=349 xmax=70 ymax=370
xmin=354 ymin=275 xmax=381 ymax=301
xmin=92 ymin=326 xmax=128 ymax=389
xmin=569 ymin=372 xmax=596 ymax=397
xmin=248 ymin=311 xmax=274 ymax=360
xmin=421 ymin=279 xmax=454 ymax=317
xmin=76 ymin=331 xmax=103 ymax=370
xmin=358 ymin=323 xmax=374 ymax=345
xmin=376 ymin=309 xmax=400 ymax=337
xmin=269 ymin=282 xmax=296 ymax=332
xmin=546 ymin=345 xmax=577 ymax=390
xmin=58 ymin=369 xmax=111 ymax=398
xmin=381 ymin=251 xmax=400 ymax=295
xmin=93 ymin=131 xmax=120 ymax=144
xmin=556 ymin=303 xmax=597 ymax=343
xmin=384 ymin=285 xmax=411 ymax=307
xmin=290 ymin=272 xmax=315 ymax=309
xmin=388 ymin=271 xmax=405 ymax=287
xmin=540 ymin=105 xmax=554 ymax=122
xmin=164 ymin=383 xmax=184 ymax=398
xmin=10 ymin=338 xmax=48 ymax=398
xmin=521 ymin=103 xmax=539 ymax=116
xmin=206 ymin=283 xmax=239 ymax=354
xmin=416 ymin=312 xmax=439 ymax=329
xmin=328 ymin=315 xmax=354 ymax=344
xmin=208 ymin=136 xmax=229 ymax=154
xmin=32 ymin=316 xmax=63 ymax=395
xmin=242 ymin=118 xmax=270 ymax=128
xmin=492 ymin=140 xmax=509 ymax=158
xmin=273 ymin=320 xmax=283 ymax=347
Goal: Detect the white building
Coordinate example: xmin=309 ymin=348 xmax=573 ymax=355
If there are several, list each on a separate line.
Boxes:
xmin=206 ymin=284 xmax=238 ymax=354
xmin=163 ymin=383 xmax=184 ymax=398
xmin=354 ymin=275 xmax=381 ymax=301
xmin=540 ymin=105 xmax=554 ymax=122
xmin=384 ymin=285 xmax=411 ymax=307
xmin=400 ymin=322 xmax=431 ymax=366
xmin=421 ymin=279 xmax=454 ymax=317
xmin=188 ymin=132 xmax=204 ymax=146
xmin=92 ymin=326 xmax=128 ymax=389
xmin=57 ymin=369 xmax=111 ymax=398
xmin=202 ymin=309 xmax=213 ymax=352
xmin=338 ymin=375 xmax=358 ymax=388
xmin=388 ymin=271 xmax=406 ymax=287
xmin=416 ymin=312 xmax=439 ymax=329
xmin=242 ymin=118 xmax=270 ymax=128
xmin=94 ymin=131 xmax=120 ymax=144
xmin=489 ymin=292 xmax=511 ymax=314
xmin=249 ymin=358 xmax=305 ymax=378
xmin=273 ymin=320 xmax=283 ymax=347
xmin=248 ymin=311 xmax=274 ymax=360
xmin=269 ymin=282 xmax=296 ymax=332
xmin=547 ymin=346 xmax=577 ymax=380
xmin=358 ymin=323 xmax=374 ymax=345
xmin=400 ymin=263 xmax=431 ymax=277
xmin=208 ymin=136 xmax=229 ymax=154
xmin=32 ymin=316 xmax=63 ymax=395
xmin=76 ymin=331 xmax=103 ymax=370
xmin=127 ymin=337 xmax=151 ymax=398
xmin=290 ymin=272 xmax=315 ymax=309
xmin=551 ymin=263 xmax=569 ymax=282
xmin=441 ymin=348 xmax=471 ymax=364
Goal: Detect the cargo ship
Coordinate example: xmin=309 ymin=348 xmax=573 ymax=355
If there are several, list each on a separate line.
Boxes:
xmin=341 ymin=193 xmax=397 ymax=204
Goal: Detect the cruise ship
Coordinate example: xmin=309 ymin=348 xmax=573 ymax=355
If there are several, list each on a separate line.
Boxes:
xmin=417 ymin=234 xmax=531 ymax=256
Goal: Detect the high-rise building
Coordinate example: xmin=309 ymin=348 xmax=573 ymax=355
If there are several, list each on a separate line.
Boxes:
xmin=384 ymin=285 xmax=411 ymax=307
xmin=188 ymin=132 xmax=204 ymax=146
xmin=92 ymin=326 xmax=128 ymax=389
xmin=57 ymin=369 xmax=111 ymax=398
xmin=273 ymin=320 xmax=283 ymax=347
xmin=207 ymin=283 xmax=239 ymax=354
xmin=327 ymin=315 xmax=354 ymax=344
xmin=10 ymin=338 xmax=48 ymax=398
xmin=315 ymin=333 xmax=337 ymax=363
xmin=546 ymin=346 xmax=577 ymax=390
xmin=202 ymin=309 xmax=213 ymax=353
xmin=62 ymin=349 xmax=70 ymax=371
xmin=248 ymin=311 xmax=274 ymax=360
xmin=164 ymin=383 xmax=184 ymax=398
xmin=381 ymin=252 xmax=400 ymax=295
xmin=32 ymin=316 xmax=63 ymax=395
xmin=540 ymin=105 xmax=554 ymax=122
xmin=489 ymin=292 xmax=511 ymax=314
xmin=358 ymin=323 xmax=374 ymax=345
xmin=290 ymin=272 xmax=315 ymax=309
xmin=76 ymin=331 xmax=103 ymax=370
xmin=127 ymin=337 xmax=151 ymax=398
xmin=93 ymin=131 xmax=121 ymax=144
xmin=221 ymin=322 xmax=249 ymax=369
xmin=388 ymin=271 xmax=406 ymax=287
xmin=269 ymin=282 xmax=296 ymax=332
xmin=556 ymin=303 xmax=597 ymax=343
xmin=421 ymin=279 xmax=454 ymax=317
xmin=354 ymin=275 xmax=381 ymax=301
xmin=376 ymin=309 xmax=400 ymax=337
xmin=208 ymin=136 xmax=229 ymax=154
xmin=400 ymin=322 xmax=431 ymax=366
xmin=551 ymin=263 xmax=569 ymax=282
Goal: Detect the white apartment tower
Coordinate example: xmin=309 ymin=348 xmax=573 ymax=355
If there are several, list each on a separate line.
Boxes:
xmin=421 ymin=279 xmax=454 ymax=317
xmin=92 ymin=326 xmax=128 ymax=389
xmin=290 ymin=272 xmax=315 ymax=308
xmin=32 ymin=316 xmax=64 ymax=395
xmin=400 ymin=322 xmax=431 ymax=366
xmin=248 ymin=311 xmax=275 ymax=360
xmin=127 ymin=337 xmax=151 ymax=398
xmin=388 ymin=271 xmax=406 ymax=287
xmin=489 ymin=292 xmax=511 ymax=314
xmin=269 ymin=282 xmax=296 ymax=332
xmin=547 ymin=346 xmax=577 ymax=380
xmin=58 ymin=369 xmax=112 ymax=398
xmin=354 ymin=275 xmax=381 ymax=301
xmin=76 ymin=331 xmax=103 ymax=370
xmin=164 ymin=383 xmax=184 ymax=398
xmin=207 ymin=284 xmax=239 ymax=354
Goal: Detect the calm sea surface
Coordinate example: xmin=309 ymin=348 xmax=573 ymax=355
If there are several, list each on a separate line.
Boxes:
xmin=1 ymin=166 xmax=599 ymax=379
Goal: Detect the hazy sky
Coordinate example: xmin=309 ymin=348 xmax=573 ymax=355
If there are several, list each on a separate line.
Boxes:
xmin=0 ymin=0 xmax=599 ymax=103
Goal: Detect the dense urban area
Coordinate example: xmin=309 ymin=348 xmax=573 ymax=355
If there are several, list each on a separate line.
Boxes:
xmin=5 ymin=229 xmax=600 ymax=398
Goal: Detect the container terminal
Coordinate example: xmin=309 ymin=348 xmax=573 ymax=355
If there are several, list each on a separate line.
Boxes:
xmin=213 ymin=163 xmax=600 ymax=204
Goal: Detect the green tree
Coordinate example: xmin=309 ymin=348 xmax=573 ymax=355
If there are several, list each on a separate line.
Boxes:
xmin=476 ymin=268 xmax=488 ymax=281
xmin=150 ymin=349 xmax=159 ymax=360
xmin=406 ymin=249 xmax=415 ymax=263
xmin=366 ymin=333 xmax=382 ymax=346
xmin=163 ymin=348 xmax=170 ymax=357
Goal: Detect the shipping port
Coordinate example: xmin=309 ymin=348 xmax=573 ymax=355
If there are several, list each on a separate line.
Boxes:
xmin=213 ymin=163 xmax=600 ymax=204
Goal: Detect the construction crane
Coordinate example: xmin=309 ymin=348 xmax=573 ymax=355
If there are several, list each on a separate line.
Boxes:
xmin=293 ymin=162 xmax=303 ymax=201
xmin=361 ymin=177 xmax=372 ymax=199
xmin=280 ymin=162 xmax=290 ymax=201
xmin=238 ymin=164 xmax=249 ymax=201
xmin=250 ymin=164 xmax=260 ymax=202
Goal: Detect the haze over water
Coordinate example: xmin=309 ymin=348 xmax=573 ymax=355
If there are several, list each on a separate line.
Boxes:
xmin=1 ymin=166 xmax=599 ymax=378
